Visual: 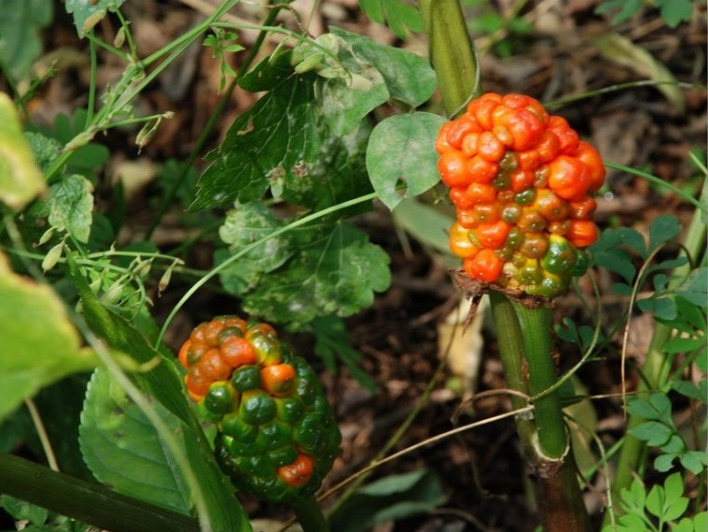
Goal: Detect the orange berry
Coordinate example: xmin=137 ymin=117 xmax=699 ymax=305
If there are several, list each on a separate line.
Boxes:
xmin=178 ymin=339 xmax=192 ymax=368
xmin=548 ymin=116 xmax=579 ymax=155
xmin=438 ymin=150 xmax=471 ymax=187
xmin=446 ymin=115 xmax=481 ymax=148
xmin=517 ymin=150 xmax=540 ymax=171
xmin=435 ymin=122 xmax=454 ymax=154
xmin=461 ymin=132 xmax=480 ymax=158
xmin=506 ymin=109 xmax=544 ymax=151
xmin=277 ymin=453 xmax=314 ymax=487
xmin=475 ymin=220 xmax=511 ymax=249
xmin=534 ymin=189 xmax=570 ymax=221
xmin=548 ymin=155 xmax=590 ymax=200
xmin=221 ymin=336 xmax=257 ymax=368
xmin=449 ymin=222 xmax=480 ymax=258
xmin=477 ymin=131 xmax=506 ymax=162
xmin=567 ymin=220 xmax=598 ymax=248
xmin=569 ymin=197 xmax=597 ymax=219
xmin=463 ymin=249 xmax=504 ymax=283
xmin=536 ymin=130 xmax=560 ymax=162
xmin=469 ymin=95 xmax=501 ymax=129
xmin=467 ymin=155 xmax=499 ymax=184
xmin=185 ymin=366 xmax=210 ymax=398
xmin=465 ymin=182 xmax=497 ymax=205
xmin=510 ymin=169 xmax=535 ymax=192
xmin=261 ymin=363 xmax=296 ymax=397
xmin=456 ymin=208 xmax=478 ymax=229
xmin=449 ymin=187 xmax=472 ymax=209
xmin=576 ymin=141 xmax=605 ymax=193
xmin=199 ymin=348 xmax=232 ymax=381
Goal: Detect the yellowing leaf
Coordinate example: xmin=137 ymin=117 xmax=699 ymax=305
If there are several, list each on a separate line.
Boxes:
xmin=0 ymin=93 xmax=46 ymax=210
xmin=0 ymin=252 xmax=97 ymax=421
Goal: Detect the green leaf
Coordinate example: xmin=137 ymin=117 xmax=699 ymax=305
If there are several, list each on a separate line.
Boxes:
xmin=675 ymin=267 xmax=708 ymax=307
xmin=595 ymin=0 xmax=644 ymax=24
xmin=679 ymin=450 xmax=707 ymax=475
xmin=592 ymin=250 xmax=636 ymax=284
xmin=67 ymin=255 xmax=193 ymax=425
xmin=591 ymin=225 xmax=646 ymax=258
xmin=329 ymin=469 xmax=446 ymax=532
xmin=671 ymin=378 xmax=706 ymax=402
xmin=65 ymin=0 xmax=126 ymax=38
xmin=193 ymin=76 xmax=318 ymax=210
xmin=0 ymin=93 xmax=46 ymax=210
xmin=645 ymin=483 xmax=665 ymax=519
xmin=0 ymin=253 xmax=97 ymax=422
xmin=692 ymin=512 xmax=708 ymax=532
xmin=648 ymin=214 xmax=682 ymax=254
xmin=79 ymin=368 xmax=192 ymax=513
xmin=656 ymin=0 xmax=695 ymax=27
xmin=359 ymin=0 xmax=423 ymax=38
xmin=51 ymin=110 xmax=110 ymax=172
xmin=25 ymin=132 xmax=63 ymax=173
xmin=630 ymin=420 xmax=673 ymax=446
xmin=292 ymin=33 xmax=389 ymax=136
xmin=626 ymin=393 xmax=673 ymax=423
xmin=0 ymin=494 xmax=49 ymax=525
xmin=636 ymin=295 xmax=677 ymax=321
xmin=653 ymin=452 xmax=676 ymax=472
xmin=243 ymin=221 xmax=391 ymax=327
xmin=330 ymin=27 xmax=437 ymax=108
xmin=366 ymin=112 xmax=447 ymax=210
xmin=0 ymin=0 xmax=53 ymax=81
xmin=663 ymin=336 xmax=706 ymax=355
xmin=312 ymin=315 xmax=377 ymax=393
xmin=392 ymin=198 xmax=455 ymax=258
xmin=216 ymin=202 xmax=294 ymax=294
xmin=47 ymin=174 xmax=94 ymax=243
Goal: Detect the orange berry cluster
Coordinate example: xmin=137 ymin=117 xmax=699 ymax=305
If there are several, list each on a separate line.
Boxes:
xmin=178 ymin=316 xmax=340 ymax=502
xmin=436 ymin=93 xmax=605 ymax=297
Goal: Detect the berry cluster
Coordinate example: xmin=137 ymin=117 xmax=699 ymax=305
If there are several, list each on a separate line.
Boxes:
xmin=178 ymin=316 xmax=341 ymax=502
xmin=437 ymin=93 xmax=605 ymax=298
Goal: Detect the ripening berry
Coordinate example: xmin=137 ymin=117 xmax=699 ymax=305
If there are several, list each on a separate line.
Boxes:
xmin=437 ymin=93 xmax=604 ymax=297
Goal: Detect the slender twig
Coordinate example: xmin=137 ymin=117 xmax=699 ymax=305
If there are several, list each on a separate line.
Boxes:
xmin=24 ymin=399 xmax=59 ymax=472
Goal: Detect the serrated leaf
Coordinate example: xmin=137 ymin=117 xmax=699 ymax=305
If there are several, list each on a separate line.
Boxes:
xmin=79 ymin=368 xmax=192 ymax=513
xmin=65 ymin=0 xmax=126 ymax=38
xmin=0 ymin=93 xmax=46 ymax=210
xmin=216 ymin=202 xmax=294 ymax=294
xmin=0 ymin=0 xmax=53 ymax=80
xmin=675 ymin=267 xmax=707 ymax=307
xmin=330 ymin=27 xmax=436 ymax=108
xmin=193 ymin=76 xmax=319 ymax=210
xmin=292 ymin=33 xmax=389 ymax=136
xmin=367 ymin=112 xmax=447 ymax=210
xmin=243 ymin=222 xmax=390 ymax=326
xmin=48 ymin=174 xmax=94 ymax=243
xmin=0 ymin=253 xmax=97 ymax=422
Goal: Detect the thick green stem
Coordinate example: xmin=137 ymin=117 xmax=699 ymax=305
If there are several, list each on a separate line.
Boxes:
xmin=291 ymin=495 xmax=331 ymax=532
xmin=419 ymin=0 xmax=480 ymax=116
xmin=490 ymin=293 xmax=591 ymax=532
xmin=0 ymin=453 xmax=199 ymax=532
xmin=605 ymin=202 xmax=706 ymax=526
xmin=513 ymin=302 xmax=567 ymax=459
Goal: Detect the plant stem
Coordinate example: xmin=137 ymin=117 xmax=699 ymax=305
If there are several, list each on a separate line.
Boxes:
xmin=490 ymin=292 xmax=591 ymax=532
xmin=0 ymin=453 xmax=199 ymax=532
xmin=291 ymin=495 xmax=331 ymax=532
xmin=604 ymin=200 xmax=707 ymax=527
xmin=419 ymin=0 xmax=480 ymax=117
xmin=513 ymin=302 xmax=567 ymax=459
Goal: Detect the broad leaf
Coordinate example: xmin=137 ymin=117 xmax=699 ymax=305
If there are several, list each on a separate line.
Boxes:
xmin=48 ymin=174 xmax=94 ymax=243
xmin=675 ymin=267 xmax=707 ymax=307
xmin=629 ymin=420 xmax=673 ymax=446
xmin=359 ymin=0 xmax=424 ymax=38
xmin=193 ymin=76 xmax=320 ymax=211
xmin=292 ymin=33 xmax=389 ymax=136
xmin=331 ymin=27 xmax=436 ymax=108
xmin=0 ymin=253 xmax=97 ymax=422
xmin=216 ymin=202 xmax=294 ymax=294
xmin=392 ymin=198 xmax=455 ymax=258
xmin=0 ymin=93 xmax=46 ymax=210
xmin=366 ymin=112 xmax=447 ymax=210
xmin=243 ymin=221 xmax=390 ymax=327
xmin=65 ymin=0 xmax=126 ymax=38
xmin=79 ymin=368 xmax=192 ymax=513
xmin=0 ymin=0 xmax=53 ymax=81
xmin=648 ymin=214 xmax=681 ymax=254
xmin=626 ymin=393 xmax=673 ymax=423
